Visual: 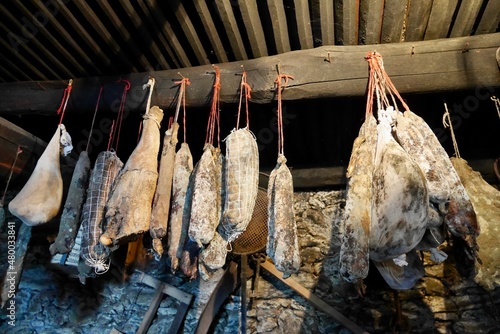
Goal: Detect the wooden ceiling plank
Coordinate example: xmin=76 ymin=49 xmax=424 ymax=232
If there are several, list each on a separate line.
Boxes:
xmin=96 ymin=1 xmax=154 ymax=71
xmin=214 ymin=0 xmax=248 ymax=60
xmin=13 ymin=1 xmax=87 ymax=75
xmin=118 ymin=0 xmax=170 ymax=70
xmin=236 ymin=0 xmax=268 ymax=58
xmin=335 ymin=0 xmax=360 ymax=45
xmin=359 ymin=0 xmax=384 ymax=44
xmin=193 ymin=0 xmax=229 ymax=62
xmin=32 ymin=0 xmax=102 ymax=75
xmin=54 ymin=0 xmax=117 ymax=72
xmin=145 ymin=0 xmax=192 ymax=68
xmin=476 ymin=0 xmax=500 ymax=35
xmin=294 ymin=0 xmax=314 ymax=49
xmin=319 ymin=0 xmax=335 ymax=45
xmin=381 ymin=0 xmax=407 ymax=43
xmin=135 ymin=0 xmax=179 ymax=68
xmin=267 ymin=0 xmax=291 ymax=53
xmin=73 ymin=1 xmax=139 ymax=72
xmin=0 ymin=38 xmax=48 ymax=80
xmin=0 ymin=64 xmax=19 ymax=82
xmin=168 ymin=0 xmax=210 ymax=65
xmin=424 ymin=0 xmax=458 ymax=40
xmin=0 ymin=21 xmax=62 ymax=80
xmin=450 ymin=0 xmax=484 ymax=37
xmin=404 ymin=0 xmax=434 ymax=41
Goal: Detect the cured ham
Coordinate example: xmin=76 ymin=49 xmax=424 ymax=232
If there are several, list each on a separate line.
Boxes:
xmin=150 ymin=122 xmax=179 ymax=258
xmin=9 ymin=124 xmax=72 ymax=226
xmin=101 ymin=106 xmax=163 ymax=246
xmin=50 ymin=151 xmax=91 ymax=255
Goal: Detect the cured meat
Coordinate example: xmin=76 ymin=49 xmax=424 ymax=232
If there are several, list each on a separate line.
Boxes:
xmin=80 ymin=150 xmax=123 ymax=274
xmin=188 ymin=144 xmax=219 ymax=245
xmin=369 ymin=107 xmax=429 ymax=263
xmin=199 ymin=231 xmax=227 ymax=281
xmin=101 ymin=106 xmax=163 ymax=246
xmin=402 ymin=111 xmax=479 ymax=259
xmin=50 ymin=151 xmax=91 ymax=255
xmin=220 ymin=128 xmax=259 ymax=242
xmin=372 ymin=249 xmax=425 ymax=290
xmin=150 ymin=122 xmax=179 ymax=258
xmin=9 ymin=124 xmax=72 ymax=226
xmin=393 ymin=111 xmax=450 ymax=204
xmin=339 ymin=113 xmax=377 ymax=288
xmin=168 ymin=142 xmax=193 ymax=271
xmin=451 ymin=157 xmax=499 ymax=289
xmin=267 ymin=155 xmax=300 ymax=278
xmin=180 ymin=239 xmax=199 ymax=280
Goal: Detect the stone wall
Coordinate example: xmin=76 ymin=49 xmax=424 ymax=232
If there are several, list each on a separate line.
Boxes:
xmin=1 ymin=190 xmax=499 ymax=333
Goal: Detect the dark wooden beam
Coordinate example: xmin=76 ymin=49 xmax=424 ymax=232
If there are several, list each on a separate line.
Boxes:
xmin=450 ymin=0 xmax=484 ymax=37
xmin=319 ymin=0 xmax=335 ymax=45
xmin=476 ymin=0 xmax=500 ymax=35
xmin=214 ymin=0 xmax=248 ymax=60
xmin=380 ymin=0 xmax=407 ymax=43
xmin=0 ymin=34 xmax=499 ymax=116
xmin=424 ymin=0 xmax=458 ymax=40
xmin=267 ymin=0 xmax=291 ymax=53
xmin=404 ymin=0 xmax=433 ymax=42
xmin=335 ymin=0 xmax=360 ymax=45
xmin=359 ymin=0 xmax=384 ymax=44
xmin=294 ymin=0 xmax=314 ymax=49
xmin=193 ymin=0 xmax=229 ymax=63
xmin=239 ymin=0 xmax=268 ymax=58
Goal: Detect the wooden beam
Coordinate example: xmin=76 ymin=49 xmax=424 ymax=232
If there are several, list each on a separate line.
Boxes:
xmin=72 ymin=1 xmax=138 ymax=72
xmin=450 ymin=0 xmax=484 ymax=37
xmin=214 ymin=0 xmax=248 ymax=60
xmin=476 ymin=0 xmax=500 ymax=35
xmin=0 ymin=34 xmax=498 ymax=115
xmin=381 ymin=0 xmax=407 ymax=43
xmin=335 ymin=0 xmax=360 ymax=45
xmin=239 ymin=0 xmax=268 ymax=58
xmin=168 ymin=0 xmax=210 ymax=66
xmin=145 ymin=0 xmax=191 ymax=68
xmin=193 ymin=0 xmax=229 ymax=63
xmin=0 ymin=38 xmax=48 ymax=80
xmin=404 ymin=0 xmax=433 ymax=42
xmin=319 ymin=0 xmax=335 ymax=45
xmin=267 ymin=0 xmax=291 ymax=53
xmin=294 ymin=0 xmax=314 ymax=49
xmin=0 ymin=54 xmax=32 ymax=81
xmin=424 ymin=0 xmax=458 ymax=40
xmin=359 ymin=0 xmax=384 ymax=44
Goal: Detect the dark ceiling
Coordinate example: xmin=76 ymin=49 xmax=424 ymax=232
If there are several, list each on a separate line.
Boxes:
xmin=0 ymin=0 xmax=498 ymax=83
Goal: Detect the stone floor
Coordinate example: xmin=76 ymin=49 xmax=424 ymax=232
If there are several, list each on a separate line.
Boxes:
xmin=1 ymin=190 xmax=500 ymax=333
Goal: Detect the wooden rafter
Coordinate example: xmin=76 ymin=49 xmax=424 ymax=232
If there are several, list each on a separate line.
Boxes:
xmin=72 ymin=1 xmax=138 ymax=72
xmin=192 ymin=0 xmax=229 ymax=63
xmin=404 ymin=0 xmax=434 ymax=42
xmin=335 ymin=0 xmax=360 ymax=45
xmin=145 ymin=0 xmax=192 ymax=68
xmin=424 ymin=0 xmax=458 ymax=40
xmin=168 ymin=0 xmax=210 ymax=66
xmin=0 ymin=55 xmax=32 ymax=81
xmin=239 ymin=0 xmax=268 ymax=58
xmin=450 ymin=0 xmax=484 ymax=37
xmin=359 ymin=0 xmax=384 ymax=44
xmin=319 ymin=0 xmax=335 ymax=45
xmin=381 ymin=0 xmax=407 ymax=43
xmin=13 ymin=0 xmax=86 ymax=75
xmin=214 ymin=0 xmax=248 ymax=60
xmin=476 ymin=0 xmax=500 ymax=35
xmin=294 ymin=0 xmax=314 ymax=49
xmin=0 ymin=38 xmax=48 ymax=80
xmin=0 ymin=34 xmax=498 ymax=115
xmin=267 ymin=0 xmax=291 ymax=53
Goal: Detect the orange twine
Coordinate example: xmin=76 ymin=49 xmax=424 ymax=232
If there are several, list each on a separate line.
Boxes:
xmin=275 ymin=72 xmax=294 ymax=156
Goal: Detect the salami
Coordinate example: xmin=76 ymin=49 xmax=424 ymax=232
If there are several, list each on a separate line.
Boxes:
xmin=80 ymin=150 xmax=123 ymax=274
xmin=150 ymin=122 xmax=179 ymax=258
xmin=101 ymin=106 xmax=163 ymax=246
xmin=267 ymin=155 xmax=300 ymax=278
xmin=220 ymin=128 xmax=259 ymax=242
xmin=199 ymin=230 xmax=227 ymax=281
xmin=339 ymin=114 xmax=377 ymax=288
xmin=168 ymin=142 xmax=193 ymax=271
xmin=180 ymin=238 xmax=199 ymax=280
xmin=9 ymin=124 xmax=72 ymax=226
xmin=50 ymin=151 xmax=91 ymax=255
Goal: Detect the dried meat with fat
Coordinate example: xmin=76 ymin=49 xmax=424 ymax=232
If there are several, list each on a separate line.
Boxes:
xmin=150 ymin=122 xmax=179 ymax=257
xmin=101 ymin=106 xmax=163 ymax=246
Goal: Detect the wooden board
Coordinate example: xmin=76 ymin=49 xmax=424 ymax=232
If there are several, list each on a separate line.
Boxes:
xmin=424 ymin=0 xmax=459 ymax=40
xmin=239 ymin=0 xmax=268 ymax=58
xmin=335 ymin=0 xmax=360 ymax=45
xmin=380 ymin=0 xmax=407 ymax=43
xmin=0 ymin=33 xmax=498 ymax=115
xmin=404 ymin=0 xmax=434 ymax=42
xmin=359 ymin=0 xmax=384 ymax=44
xmin=214 ymin=0 xmax=248 ymax=60
xmin=450 ymin=0 xmax=484 ymax=37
